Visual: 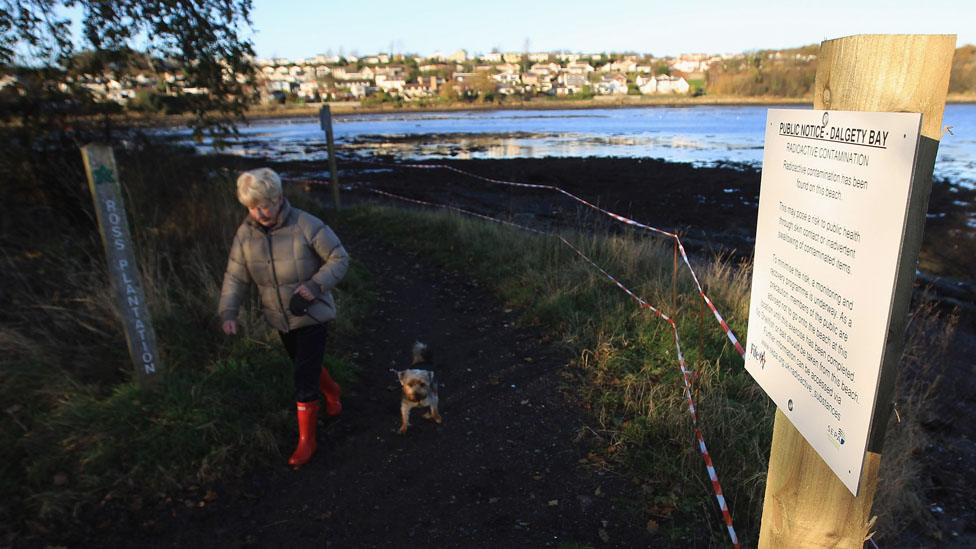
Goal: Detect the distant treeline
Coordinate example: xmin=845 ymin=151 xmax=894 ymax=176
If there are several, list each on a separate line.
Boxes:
xmin=705 ymin=44 xmax=975 ymax=98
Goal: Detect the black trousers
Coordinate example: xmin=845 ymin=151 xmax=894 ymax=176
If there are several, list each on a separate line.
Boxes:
xmin=278 ymin=323 xmax=328 ymax=403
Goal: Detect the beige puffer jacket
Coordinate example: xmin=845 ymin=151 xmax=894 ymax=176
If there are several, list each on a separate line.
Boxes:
xmin=218 ymin=200 xmax=349 ymax=332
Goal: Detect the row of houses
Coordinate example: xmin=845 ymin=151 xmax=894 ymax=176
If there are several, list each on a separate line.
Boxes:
xmin=257 ymin=50 xmax=724 ymax=69
xmin=257 ymin=55 xmax=697 ymax=102
xmin=0 ymin=50 xmax=720 ymax=105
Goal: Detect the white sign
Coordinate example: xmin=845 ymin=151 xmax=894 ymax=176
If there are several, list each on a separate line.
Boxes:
xmin=745 ymin=109 xmax=921 ymax=495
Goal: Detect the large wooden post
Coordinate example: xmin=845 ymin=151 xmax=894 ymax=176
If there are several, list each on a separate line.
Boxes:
xmin=319 ymin=105 xmax=341 ymax=210
xmin=758 ymin=34 xmax=955 ymax=548
xmin=81 ymin=144 xmax=162 ymax=384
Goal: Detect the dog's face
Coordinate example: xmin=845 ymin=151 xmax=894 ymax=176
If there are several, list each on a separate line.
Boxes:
xmin=398 ymin=369 xmax=433 ymax=402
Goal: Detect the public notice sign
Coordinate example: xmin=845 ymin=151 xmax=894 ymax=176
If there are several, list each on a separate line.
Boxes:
xmin=744 ymin=109 xmax=922 ymax=495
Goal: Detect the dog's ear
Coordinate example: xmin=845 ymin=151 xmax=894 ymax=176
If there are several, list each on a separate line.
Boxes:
xmin=391 ymin=369 xmax=405 ymax=384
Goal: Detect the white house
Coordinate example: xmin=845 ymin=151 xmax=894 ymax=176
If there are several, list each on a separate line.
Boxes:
xmin=298 ymin=81 xmax=320 ymax=99
xmin=600 ymin=59 xmax=637 ymax=73
xmin=596 ymin=73 xmax=628 ymax=95
xmin=638 ymin=74 xmax=690 ymax=94
xmin=565 ymin=62 xmax=594 ymax=74
xmin=375 ymin=74 xmax=406 ymax=93
xmin=492 ymin=71 xmax=521 ymax=85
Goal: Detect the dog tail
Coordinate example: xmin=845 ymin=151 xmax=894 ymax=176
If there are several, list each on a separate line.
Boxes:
xmin=412 ymin=341 xmax=432 ymax=365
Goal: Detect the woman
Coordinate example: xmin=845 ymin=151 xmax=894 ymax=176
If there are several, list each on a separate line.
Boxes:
xmin=218 ymin=168 xmax=349 ymax=466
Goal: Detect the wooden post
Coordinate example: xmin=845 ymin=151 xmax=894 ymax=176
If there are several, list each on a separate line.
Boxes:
xmin=319 ymin=105 xmax=341 ymax=209
xmin=81 ymin=144 xmax=162 ymax=384
xmin=759 ymin=34 xmax=955 ymax=548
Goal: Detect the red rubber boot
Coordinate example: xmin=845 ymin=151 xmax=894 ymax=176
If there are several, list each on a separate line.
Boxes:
xmin=319 ymin=368 xmax=342 ymax=416
xmin=288 ymin=401 xmax=318 ymax=466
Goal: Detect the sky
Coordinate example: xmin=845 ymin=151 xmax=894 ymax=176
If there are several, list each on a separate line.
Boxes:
xmin=248 ymin=0 xmax=975 ymax=60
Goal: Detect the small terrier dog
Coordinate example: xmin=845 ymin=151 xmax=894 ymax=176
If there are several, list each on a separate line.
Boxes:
xmin=392 ymin=342 xmax=442 ymax=434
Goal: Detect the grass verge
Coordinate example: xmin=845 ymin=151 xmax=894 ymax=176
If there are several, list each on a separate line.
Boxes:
xmin=0 ymin=140 xmax=371 ymax=543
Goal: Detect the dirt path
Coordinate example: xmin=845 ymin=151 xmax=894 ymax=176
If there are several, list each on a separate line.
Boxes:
xmin=102 ymin=227 xmax=656 ymax=548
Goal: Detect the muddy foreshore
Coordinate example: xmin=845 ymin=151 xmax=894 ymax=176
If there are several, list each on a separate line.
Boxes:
xmin=226 ymin=154 xmax=976 ymax=297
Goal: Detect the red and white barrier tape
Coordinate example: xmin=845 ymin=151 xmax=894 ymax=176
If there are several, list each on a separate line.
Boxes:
xmin=347 ymin=158 xmax=746 ymax=358
xmin=360 ymin=186 xmax=740 ymax=548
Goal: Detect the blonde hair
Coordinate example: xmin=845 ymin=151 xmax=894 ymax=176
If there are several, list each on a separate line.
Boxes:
xmin=236 ymin=168 xmax=282 ymax=207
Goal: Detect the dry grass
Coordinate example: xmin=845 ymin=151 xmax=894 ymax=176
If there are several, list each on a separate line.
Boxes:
xmin=342 ymin=203 xmax=957 ymax=546
xmin=0 ymin=139 xmax=370 ymax=542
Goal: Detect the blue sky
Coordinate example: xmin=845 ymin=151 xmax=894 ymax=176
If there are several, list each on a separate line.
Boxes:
xmin=248 ymin=0 xmax=974 ymax=59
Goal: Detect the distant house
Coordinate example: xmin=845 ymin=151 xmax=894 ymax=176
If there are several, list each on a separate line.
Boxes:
xmin=527 ymin=53 xmax=550 ymax=62
xmin=402 ymin=83 xmax=429 ymax=100
xmin=565 ymin=61 xmax=594 ymax=75
xmin=308 ymin=54 xmax=340 ymax=64
xmin=638 ymin=74 xmax=690 ymax=94
xmin=344 ymin=80 xmax=373 ymax=98
xmin=502 ymin=52 xmax=523 ymax=63
xmin=596 ymin=73 xmax=628 ymax=95
xmin=481 ymin=52 xmax=503 ymax=63
xmin=522 ymin=70 xmax=554 ymax=92
xmin=492 ymin=71 xmax=521 ymax=85
xmin=298 ymin=81 xmax=321 ymax=100
xmin=600 ymin=59 xmax=637 ymax=73
xmin=419 ymin=63 xmax=450 ymax=73
xmin=556 ymin=53 xmax=581 ymax=63
xmin=332 ymin=66 xmax=374 ymax=81
xmin=496 ymin=63 xmax=521 ymax=74
xmin=447 ymin=49 xmax=468 ymax=63
xmin=417 ymin=75 xmax=440 ymax=94
xmin=373 ymin=65 xmax=406 ymax=78
xmin=636 ymin=74 xmax=658 ymax=94
xmin=529 ymin=62 xmax=560 ymax=75
xmin=657 ymin=75 xmax=690 ymax=94
xmin=557 ymin=72 xmax=588 ymax=93
xmin=376 ymin=74 xmax=407 ymax=93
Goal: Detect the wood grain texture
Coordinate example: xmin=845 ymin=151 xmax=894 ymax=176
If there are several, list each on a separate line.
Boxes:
xmin=814 ymin=34 xmax=955 ymax=139
xmin=759 ymin=34 xmax=955 ymax=549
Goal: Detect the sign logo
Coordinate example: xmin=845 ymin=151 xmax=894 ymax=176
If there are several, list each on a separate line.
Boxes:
xmin=822 ymin=111 xmax=829 ymax=126
xmin=92 ymin=164 xmax=116 ymax=186
xmin=827 ymin=425 xmax=846 ymax=449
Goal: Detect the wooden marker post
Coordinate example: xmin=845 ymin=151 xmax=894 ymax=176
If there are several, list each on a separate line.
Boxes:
xmin=319 ymin=105 xmax=341 ymax=209
xmin=81 ymin=144 xmax=162 ymax=384
xmin=758 ymin=34 xmax=955 ymax=548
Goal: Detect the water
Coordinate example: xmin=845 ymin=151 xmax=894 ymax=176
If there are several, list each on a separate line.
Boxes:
xmin=182 ymin=104 xmax=976 ymax=187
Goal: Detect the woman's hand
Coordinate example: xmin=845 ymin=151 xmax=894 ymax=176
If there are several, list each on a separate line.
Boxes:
xmin=222 ymin=320 xmax=238 ymax=335
xmin=294 ymin=284 xmax=314 ymax=301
